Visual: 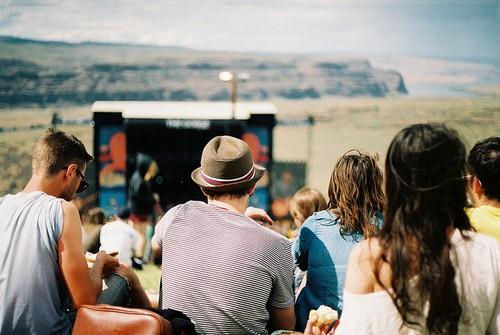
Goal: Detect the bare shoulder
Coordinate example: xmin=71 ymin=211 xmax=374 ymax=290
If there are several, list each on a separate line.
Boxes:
xmin=345 ymin=238 xmax=384 ymax=294
xmin=59 ymin=201 xmax=82 ymax=236
xmin=61 ymin=200 xmax=79 ymax=216
xmin=350 ymin=238 xmax=382 ymax=264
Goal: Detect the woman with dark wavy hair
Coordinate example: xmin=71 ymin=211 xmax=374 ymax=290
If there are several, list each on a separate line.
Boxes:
xmin=293 ymin=150 xmax=384 ymax=331
xmin=305 ymin=123 xmax=500 ymax=335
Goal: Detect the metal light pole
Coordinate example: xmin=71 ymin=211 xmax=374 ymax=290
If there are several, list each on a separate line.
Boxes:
xmin=219 ymin=71 xmax=250 ymax=119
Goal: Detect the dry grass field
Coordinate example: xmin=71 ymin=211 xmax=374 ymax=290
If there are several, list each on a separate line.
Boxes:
xmin=273 ymin=96 xmax=500 ymax=195
xmin=1 ymin=96 xmax=499 ymax=197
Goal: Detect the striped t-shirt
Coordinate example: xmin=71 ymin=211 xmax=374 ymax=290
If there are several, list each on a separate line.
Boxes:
xmin=153 ymin=201 xmax=294 ymax=335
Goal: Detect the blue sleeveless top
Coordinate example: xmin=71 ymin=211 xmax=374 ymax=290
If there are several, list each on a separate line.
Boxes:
xmin=0 ymin=191 xmax=71 ymax=334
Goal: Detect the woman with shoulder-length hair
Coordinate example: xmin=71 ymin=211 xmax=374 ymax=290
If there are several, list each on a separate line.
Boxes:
xmin=293 ymin=150 xmax=384 ymax=331
xmin=305 ymin=123 xmax=500 ymax=335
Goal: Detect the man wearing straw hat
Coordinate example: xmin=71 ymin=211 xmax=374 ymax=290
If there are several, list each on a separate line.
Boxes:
xmin=152 ymin=135 xmax=296 ymax=334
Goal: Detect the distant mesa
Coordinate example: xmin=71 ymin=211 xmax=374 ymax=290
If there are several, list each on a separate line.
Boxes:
xmin=0 ymin=36 xmax=408 ymax=106
xmin=279 ymin=87 xmax=321 ymax=99
xmin=90 ymin=64 xmax=162 ymax=72
xmin=187 ymin=63 xmax=225 ymax=70
xmin=316 ymin=62 xmax=348 ymax=71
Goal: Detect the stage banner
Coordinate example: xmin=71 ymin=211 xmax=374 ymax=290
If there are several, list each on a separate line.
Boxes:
xmin=97 ymin=126 xmax=127 ymax=215
xmin=242 ymin=126 xmax=271 ymax=211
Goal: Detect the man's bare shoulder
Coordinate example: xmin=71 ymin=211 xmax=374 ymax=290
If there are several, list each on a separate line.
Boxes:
xmin=61 ymin=200 xmax=79 ymax=216
xmin=59 ymin=200 xmax=83 ymax=239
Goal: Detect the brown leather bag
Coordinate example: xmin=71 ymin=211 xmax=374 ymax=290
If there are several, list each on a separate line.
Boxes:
xmin=72 ymin=304 xmax=173 ymax=335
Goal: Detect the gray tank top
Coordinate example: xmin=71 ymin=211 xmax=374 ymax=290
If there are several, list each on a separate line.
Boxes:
xmin=0 ymin=191 xmax=72 ymax=334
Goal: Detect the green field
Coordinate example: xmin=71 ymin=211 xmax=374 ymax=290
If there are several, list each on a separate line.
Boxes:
xmin=134 ymin=264 xmax=161 ymax=292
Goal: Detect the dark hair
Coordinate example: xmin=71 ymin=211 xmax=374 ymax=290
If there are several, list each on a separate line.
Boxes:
xmin=87 ymin=207 xmax=105 ymax=226
xmin=202 ymin=185 xmax=254 ymax=200
xmin=328 ymin=150 xmax=384 ymax=238
xmin=467 ymin=137 xmax=500 ymax=201
xmin=116 ymin=206 xmax=131 ymax=220
xmin=33 ymin=128 xmax=93 ymax=175
xmin=377 ymin=123 xmax=472 ymax=334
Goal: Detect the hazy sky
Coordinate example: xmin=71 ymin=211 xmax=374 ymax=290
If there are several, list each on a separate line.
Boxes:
xmin=1 ymin=0 xmax=499 ymax=60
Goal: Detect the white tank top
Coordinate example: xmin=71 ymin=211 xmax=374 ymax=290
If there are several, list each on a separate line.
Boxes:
xmin=336 ymin=230 xmax=500 ymax=334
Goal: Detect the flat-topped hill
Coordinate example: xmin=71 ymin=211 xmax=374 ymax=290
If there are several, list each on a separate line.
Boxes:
xmin=0 ymin=36 xmax=407 ymax=106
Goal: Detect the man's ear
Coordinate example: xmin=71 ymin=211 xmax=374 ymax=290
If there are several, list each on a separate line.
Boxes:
xmin=472 ymin=176 xmax=484 ymax=196
xmin=200 ymin=187 xmax=213 ymax=200
xmin=247 ymin=184 xmax=257 ymax=196
xmin=61 ymin=164 xmax=76 ymax=180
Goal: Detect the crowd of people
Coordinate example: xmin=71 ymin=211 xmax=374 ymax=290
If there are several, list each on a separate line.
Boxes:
xmin=0 ymin=123 xmax=498 ymax=335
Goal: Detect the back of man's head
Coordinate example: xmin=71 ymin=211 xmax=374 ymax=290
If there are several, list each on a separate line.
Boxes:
xmin=33 ymin=128 xmax=93 ymax=176
xmin=468 ymin=137 xmax=500 ymax=201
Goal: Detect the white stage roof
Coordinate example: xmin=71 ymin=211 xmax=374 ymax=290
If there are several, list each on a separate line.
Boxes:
xmin=91 ymin=101 xmax=277 ymax=120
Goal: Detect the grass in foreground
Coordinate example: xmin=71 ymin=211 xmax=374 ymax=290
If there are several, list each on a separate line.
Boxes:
xmin=134 ymin=263 xmax=161 ymax=292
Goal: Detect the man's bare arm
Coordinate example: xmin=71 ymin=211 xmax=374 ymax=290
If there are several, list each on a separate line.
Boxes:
xmin=268 ymin=306 xmax=296 ymax=332
xmin=58 ymin=201 xmax=118 ymax=308
xmin=151 ymin=238 xmax=162 ymax=257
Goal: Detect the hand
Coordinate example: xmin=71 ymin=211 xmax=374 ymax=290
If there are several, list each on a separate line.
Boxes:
xmin=94 ymin=251 xmax=119 ymax=278
xmin=245 ymin=207 xmax=274 ymax=225
xmin=114 ymin=263 xmax=140 ymax=287
xmin=303 ymin=315 xmax=338 ymax=335
xmin=114 ymin=263 xmax=151 ymax=309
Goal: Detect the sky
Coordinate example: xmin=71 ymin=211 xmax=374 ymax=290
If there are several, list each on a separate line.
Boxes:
xmin=0 ymin=0 xmax=499 ymax=60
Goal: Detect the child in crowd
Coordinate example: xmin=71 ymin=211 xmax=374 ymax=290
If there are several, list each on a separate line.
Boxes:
xmin=289 ymin=187 xmax=327 ymax=295
xmin=293 ymin=150 xmax=384 ymax=331
xmin=290 ymin=187 xmax=327 ymax=233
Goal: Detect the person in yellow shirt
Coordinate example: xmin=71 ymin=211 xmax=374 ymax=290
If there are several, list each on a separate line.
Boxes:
xmin=466 ymin=137 xmax=500 ymax=240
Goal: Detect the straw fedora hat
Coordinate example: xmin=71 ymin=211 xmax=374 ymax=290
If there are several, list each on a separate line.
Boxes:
xmin=191 ymin=136 xmax=265 ymax=192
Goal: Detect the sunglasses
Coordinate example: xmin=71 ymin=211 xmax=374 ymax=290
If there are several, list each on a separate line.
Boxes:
xmin=62 ymin=166 xmax=89 ymax=193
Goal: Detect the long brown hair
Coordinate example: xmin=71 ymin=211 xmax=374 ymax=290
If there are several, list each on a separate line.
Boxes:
xmin=377 ymin=123 xmax=472 ymax=334
xmin=328 ymin=149 xmax=384 ymax=238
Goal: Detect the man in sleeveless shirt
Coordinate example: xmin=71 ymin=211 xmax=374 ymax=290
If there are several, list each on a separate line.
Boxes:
xmin=0 ymin=129 xmax=151 ymax=334
xmin=152 ymin=136 xmax=296 ymax=334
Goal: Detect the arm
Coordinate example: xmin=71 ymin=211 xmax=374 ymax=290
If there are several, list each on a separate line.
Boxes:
xmin=245 ymin=207 xmax=274 ymax=225
xmin=115 ymin=264 xmax=152 ymax=309
xmin=151 ymin=237 xmax=162 ymax=257
xmin=268 ymin=306 xmax=295 ymax=332
xmin=58 ymin=201 xmax=118 ymax=308
xmin=488 ymin=291 xmax=499 ymax=335
xmin=487 ymin=243 xmax=500 ymax=335
xmin=294 ymin=218 xmax=315 ymax=270
xmin=151 ymin=218 xmax=164 ymax=257
xmin=151 ymin=205 xmax=180 ymax=257
xmin=268 ymin=239 xmax=296 ymax=331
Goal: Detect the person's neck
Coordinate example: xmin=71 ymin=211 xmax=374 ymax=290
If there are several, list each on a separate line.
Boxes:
xmin=208 ymin=196 xmax=248 ymax=215
xmin=476 ymin=196 xmax=500 ymax=209
xmin=23 ymin=174 xmax=60 ymax=198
